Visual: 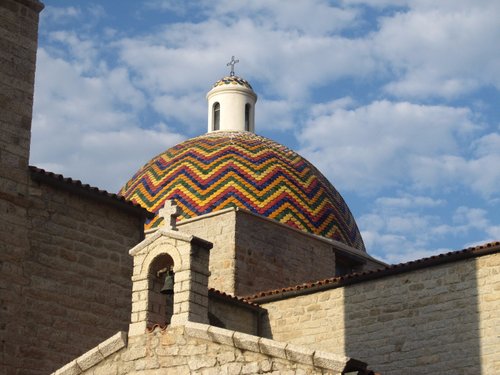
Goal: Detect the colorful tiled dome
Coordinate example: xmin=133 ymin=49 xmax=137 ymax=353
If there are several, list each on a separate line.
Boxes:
xmin=213 ymin=75 xmax=253 ymax=90
xmin=119 ymin=131 xmax=365 ymax=251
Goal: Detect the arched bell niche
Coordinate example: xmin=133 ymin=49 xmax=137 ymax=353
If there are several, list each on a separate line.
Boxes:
xmin=147 ymin=253 xmax=175 ymax=326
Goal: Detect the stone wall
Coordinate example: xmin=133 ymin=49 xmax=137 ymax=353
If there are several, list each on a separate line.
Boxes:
xmin=234 ymin=211 xmax=337 ymax=296
xmin=174 ymin=209 xmax=380 ymax=297
xmin=53 ymin=323 xmax=369 ymax=375
xmin=260 ymin=252 xmax=500 ymax=375
xmin=208 ymin=295 xmax=260 ymax=335
xmin=2 ymin=178 xmax=145 ymax=375
xmin=0 ymin=1 xmax=43 ymax=375
xmin=0 ymin=0 xmax=41 ymax=191
xmin=175 ymin=209 xmax=237 ymax=294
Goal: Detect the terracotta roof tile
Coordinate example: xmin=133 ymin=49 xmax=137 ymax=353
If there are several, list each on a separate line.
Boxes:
xmin=208 ymin=288 xmax=262 ymax=310
xmin=246 ymin=241 xmax=500 ymax=302
xmin=29 ymin=166 xmax=153 ymax=219
xmin=146 ymin=324 xmax=169 ymax=332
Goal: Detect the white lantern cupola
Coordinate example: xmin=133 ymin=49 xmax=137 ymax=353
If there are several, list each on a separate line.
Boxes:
xmin=207 ymin=56 xmax=257 ymax=133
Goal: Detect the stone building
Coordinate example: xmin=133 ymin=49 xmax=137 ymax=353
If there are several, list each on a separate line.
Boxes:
xmin=1 ymin=1 xmax=499 ymax=374
xmin=1 ymin=1 xmax=150 ymax=373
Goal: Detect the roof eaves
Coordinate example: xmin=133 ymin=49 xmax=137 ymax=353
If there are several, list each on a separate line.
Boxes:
xmin=208 ymin=288 xmax=263 ymax=311
xmin=247 ymin=241 xmax=500 ymax=304
xmin=29 ymin=166 xmax=154 ymax=219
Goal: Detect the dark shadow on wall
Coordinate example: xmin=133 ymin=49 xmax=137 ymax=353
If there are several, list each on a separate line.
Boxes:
xmin=343 ymin=256 xmax=482 ymax=375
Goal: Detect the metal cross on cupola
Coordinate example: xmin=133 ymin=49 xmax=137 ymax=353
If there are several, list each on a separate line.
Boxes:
xmin=226 ymin=56 xmax=239 ymax=77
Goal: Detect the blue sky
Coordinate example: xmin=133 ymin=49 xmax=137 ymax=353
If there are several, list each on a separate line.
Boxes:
xmin=31 ymin=0 xmax=500 ymax=263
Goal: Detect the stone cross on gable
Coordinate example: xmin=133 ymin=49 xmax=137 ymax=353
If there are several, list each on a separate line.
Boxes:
xmin=159 ymin=200 xmax=182 ymax=231
xmin=226 ymin=56 xmax=239 ymax=77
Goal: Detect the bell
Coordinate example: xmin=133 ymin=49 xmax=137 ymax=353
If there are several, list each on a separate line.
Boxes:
xmin=160 ymin=271 xmax=174 ymax=295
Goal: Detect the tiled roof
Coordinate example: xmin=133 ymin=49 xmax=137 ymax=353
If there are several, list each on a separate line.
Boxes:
xmin=209 ymin=288 xmax=262 ymax=310
xmin=246 ymin=241 xmax=500 ymax=303
xmin=29 ymin=166 xmax=153 ymax=219
xmin=119 ymin=131 xmax=366 ymax=251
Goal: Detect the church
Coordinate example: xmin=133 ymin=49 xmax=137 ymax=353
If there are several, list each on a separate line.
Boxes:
xmin=0 ymin=1 xmax=498 ymax=374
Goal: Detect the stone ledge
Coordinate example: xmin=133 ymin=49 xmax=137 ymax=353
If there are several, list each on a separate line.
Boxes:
xmin=233 ymin=331 xmax=260 ymax=352
xmin=207 ymin=325 xmax=235 ymax=346
xmin=183 ymin=322 xmax=366 ymax=372
xmin=259 ymin=337 xmax=287 ymax=359
xmin=51 ymin=324 xmax=368 ymax=374
xmin=98 ymin=331 xmax=128 ymax=358
xmin=52 ymin=331 xmax=127 ymax=375
xmin=286 ymin=343 xmax=315 ymax=365
xmin=129 ymin=228 xmax=212 ymax=256
xmin=76 ymin=347 xmax=103 ymax=372
xmin=313 ymin=350 xmax=351 ymax=372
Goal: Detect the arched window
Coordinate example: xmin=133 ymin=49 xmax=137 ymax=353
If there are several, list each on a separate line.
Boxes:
xmin=213 ymin=102 xmax=220 ymax=131
xmin=245 ymin=103 xmax=250 ymax=131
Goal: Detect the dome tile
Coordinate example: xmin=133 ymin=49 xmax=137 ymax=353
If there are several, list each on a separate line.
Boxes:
xmin=119 ymin=131 xmax=365 ymax=251
xmin=213 ymin=75 xmax=253 ymax=90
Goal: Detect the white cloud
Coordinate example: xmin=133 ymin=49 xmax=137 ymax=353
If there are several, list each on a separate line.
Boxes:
xmin=375 ymin=195 xmax=445 ymax=209
xmin=432 ymin=206 xmax=496 ymax=238
xmin=359 ymin=203 xmax=497 ymax=263
xmin=411 ymin=132 xmax=500 ymax=197
xmin=31 ymin=48 xmax=184 ymax=192
xmin=116 ymin=15 xmax=376 ymax=102
xmin=310 ymin=97 xmax=357 ymax=117
xmin=373 ymin=0 xmax=500 ymax=98
xmin=153 ymin=94 xmax=206 ymax=133
xmin=48 ymin=31 xmax=100 ymax=73
xmin=113 ymin=1 xmax=500 ymax=102
xmin=299 ymin=99 xmax=479 ymax=194
xmin=147 ymin=0 xmax=360 ymax=35
xmin=211 ymin=0 xmax=360 ymax=35
xmin=144 ymin=0 xmax=210 ymax=16
xmin=257 ymin=99 xmax=296 ymax=132
xmin=42 ymin=6 xmax=81 ymax=23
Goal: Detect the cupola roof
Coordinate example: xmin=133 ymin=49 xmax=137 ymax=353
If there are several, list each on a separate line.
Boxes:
xmin=212 ymin=75 xmax=253 ymax=90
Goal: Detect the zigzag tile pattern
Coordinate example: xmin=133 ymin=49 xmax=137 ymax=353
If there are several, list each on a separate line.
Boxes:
xmin=119 ymin=131 xmax=365 ymax=251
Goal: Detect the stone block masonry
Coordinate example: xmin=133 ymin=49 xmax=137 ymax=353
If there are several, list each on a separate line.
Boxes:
xmin=208 ymin=295 xmax=259 ymax=335
xmin=0 ymin=1 xmax=43 ymax=375
xmin=259 ymin=250 xmax=500 ymax=375
xmin=234 ymin=210 xmax=337 ymax=295
xmin=0 ymin=0 xmax=43 ymax=190
xmin=0 ymin=0 xmax=43 ymax=247
xmin=1 ymin=170 xmax=147 ymax=374
xmin=171 ymin=208 xmax=382 ymax=297
xmin=52 ymin=322 xmax=370 ymax=374
xmin=174 ymin=208 xmax=238 ymax=294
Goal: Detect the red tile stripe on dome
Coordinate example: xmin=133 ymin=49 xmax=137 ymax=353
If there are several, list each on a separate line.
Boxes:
xmin=119 ymin=132 xmax=365 ymax=251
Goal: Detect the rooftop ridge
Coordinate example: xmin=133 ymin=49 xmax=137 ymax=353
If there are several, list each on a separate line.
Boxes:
xmin=30 ymin=166 xmax=153 ymax=219
xmin=246 ymin=241 xmax=500 ymax=302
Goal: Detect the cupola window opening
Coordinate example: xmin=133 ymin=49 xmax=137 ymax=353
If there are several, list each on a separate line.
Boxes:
xmin=213 ymin=102 xmax=220 ymax=131
xmin=245 ymin=103 xmax=250 ymax=131
xmin=206 ymin=57 xmax=257 ymax=133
